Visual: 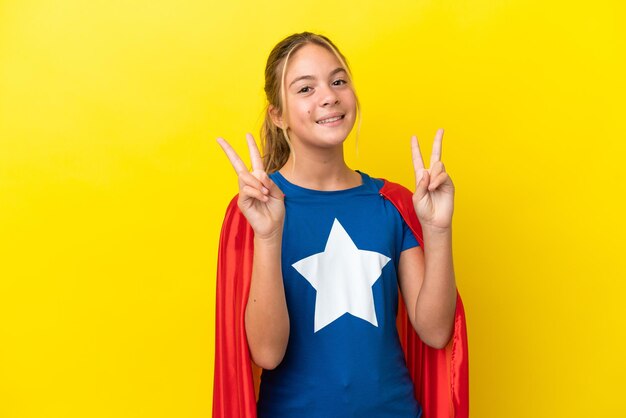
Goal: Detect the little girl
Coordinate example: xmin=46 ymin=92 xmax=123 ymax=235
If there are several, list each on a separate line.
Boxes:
xmin=213 ymin=32 xmax=469 ymax=418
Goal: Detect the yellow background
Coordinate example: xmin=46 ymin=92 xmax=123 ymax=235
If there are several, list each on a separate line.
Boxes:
xmin=1 ymin=0 xmax=624 ymax=417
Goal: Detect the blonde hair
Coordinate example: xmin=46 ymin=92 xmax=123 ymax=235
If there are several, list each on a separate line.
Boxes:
xmin=261 ymin=32 xmax=362 ymax=173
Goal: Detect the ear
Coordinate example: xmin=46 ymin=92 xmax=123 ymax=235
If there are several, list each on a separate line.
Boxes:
xmin=268 ymin=105 xmax=285 ymax=129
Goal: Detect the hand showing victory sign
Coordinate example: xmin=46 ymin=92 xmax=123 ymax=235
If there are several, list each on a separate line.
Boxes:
xmin=217 ymin=133 xmax=285 ymax=239
xmin=411 ymin=128 xmax=455 ymax=231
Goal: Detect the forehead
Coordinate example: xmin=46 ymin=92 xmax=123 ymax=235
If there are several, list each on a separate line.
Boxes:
xmin=285 ymin=43 xmax=343 ymax=80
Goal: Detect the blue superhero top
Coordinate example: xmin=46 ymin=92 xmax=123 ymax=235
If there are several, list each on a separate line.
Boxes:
xmin=256 ymin=170 xmax=423 ymax=418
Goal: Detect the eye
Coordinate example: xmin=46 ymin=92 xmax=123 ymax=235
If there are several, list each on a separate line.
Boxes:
xmin=333 ymin=79 xmax=347 ymax=86
xmin=298 ymin=86 xmax=312 ymax=93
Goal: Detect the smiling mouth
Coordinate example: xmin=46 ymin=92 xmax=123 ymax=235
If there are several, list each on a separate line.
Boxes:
xmin=316 ymin=115 xmax=345 ymax=124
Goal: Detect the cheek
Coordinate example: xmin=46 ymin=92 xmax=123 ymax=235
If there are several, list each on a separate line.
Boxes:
xmin=344 ymin=90 xmax=357 ymax=106
xmin=294 ymin=104 xmax=311 ymax=119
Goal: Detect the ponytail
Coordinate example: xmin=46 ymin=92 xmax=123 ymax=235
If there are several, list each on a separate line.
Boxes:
xmin=261 ymin=108 xmax=291 ymax=173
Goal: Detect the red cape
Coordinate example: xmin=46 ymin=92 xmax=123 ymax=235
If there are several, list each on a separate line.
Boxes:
xmin=213 ymin=179 xmax=469 ymax=418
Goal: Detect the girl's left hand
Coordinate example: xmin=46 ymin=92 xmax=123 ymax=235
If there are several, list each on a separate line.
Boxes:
xmin=411 ymin=128 xmax=455 ymax=231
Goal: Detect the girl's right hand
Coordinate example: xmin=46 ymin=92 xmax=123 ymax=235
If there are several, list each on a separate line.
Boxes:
xmin=217 ymin=133 xmax=285 ymax=239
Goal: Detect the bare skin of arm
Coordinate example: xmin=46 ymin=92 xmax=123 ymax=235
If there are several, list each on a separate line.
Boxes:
xmin=245 ymin=232 xmax=290 ymax=369
xmin=398 ymin=129 xmax=457 ymax=349
xmin=218 ymin=133 xmax=290 ymax=370
xmin=398 ymin=228 xmax=457 ymax=349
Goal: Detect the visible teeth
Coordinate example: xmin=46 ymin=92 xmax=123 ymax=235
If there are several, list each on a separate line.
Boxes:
xmin=317 ymin=115 xmax=343 ymax=124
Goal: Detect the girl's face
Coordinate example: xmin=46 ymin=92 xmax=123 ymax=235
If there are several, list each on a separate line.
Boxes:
xmin=279 ymin=43 xmax=357 ymax=151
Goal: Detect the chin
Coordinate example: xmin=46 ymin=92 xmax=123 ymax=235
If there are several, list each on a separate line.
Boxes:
xmin=316 ymin=131 xmax=351 ymax=147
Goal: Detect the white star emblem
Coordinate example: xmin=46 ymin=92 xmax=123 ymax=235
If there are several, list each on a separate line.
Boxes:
xmin=292 ymin=218 xmax=391 ymax=333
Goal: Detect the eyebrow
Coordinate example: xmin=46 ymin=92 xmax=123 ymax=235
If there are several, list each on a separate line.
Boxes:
xmin=288 ymin=67 xmax=347 ymax=88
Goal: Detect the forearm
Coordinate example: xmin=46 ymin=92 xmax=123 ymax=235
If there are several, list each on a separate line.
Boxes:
xmin=245 ymin=231 xmax=290 ymax=369
xmin=414 ymin=226 xmax=457 ymax=348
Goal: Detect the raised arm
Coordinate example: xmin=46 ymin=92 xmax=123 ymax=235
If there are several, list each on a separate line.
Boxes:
xmin=398 ymin=129 xmax=457 ymax=349
xmin=217 ymin=133 xmax=289 ymax=369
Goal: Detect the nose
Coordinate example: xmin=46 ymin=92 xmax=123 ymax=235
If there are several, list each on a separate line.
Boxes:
xmin=320 ymin=85 xmax=340 ymax=107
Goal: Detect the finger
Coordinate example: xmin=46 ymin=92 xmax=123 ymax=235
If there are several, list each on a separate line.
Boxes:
xmin=430 ymin=128 xmax=444 ymax=167
xmin=428 ymin=172 xmax=449 ymax=191
xmin=264 ymin=174 xmax=285 ymax=200
xmin=429 ymin=161 xmax=446 ymax=179
xmin=411 ymin=135 xmax=425 ymax=186
xmin=246 ymin=133 xmax=264 ymax=172
xmin=239 ymin=170 xmax=269 ymax=195
xmin=217 ymin=137 xmax=248 ymax=175
xmin=259 ymin=171 xmax=283 ymax=198
xmin=240 ymin=185 xmax=269 ymax=203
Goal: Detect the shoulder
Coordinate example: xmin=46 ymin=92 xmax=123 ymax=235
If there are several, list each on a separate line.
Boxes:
xmin=357 ymin=171 xmax=413 ymax=205
xmin=373 ymin=176 xmax=424 ymax=245
xmin=366 ymin=173 xmax=413 ymax=201
xmin=357 ymin=170 xmax=384 ymax=191
xmin=381 ymin=179 xmax=413 ymax=197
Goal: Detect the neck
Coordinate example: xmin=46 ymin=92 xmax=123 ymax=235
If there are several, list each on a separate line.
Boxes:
xmin=279 ymin=145 xmax=361 ymax=191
